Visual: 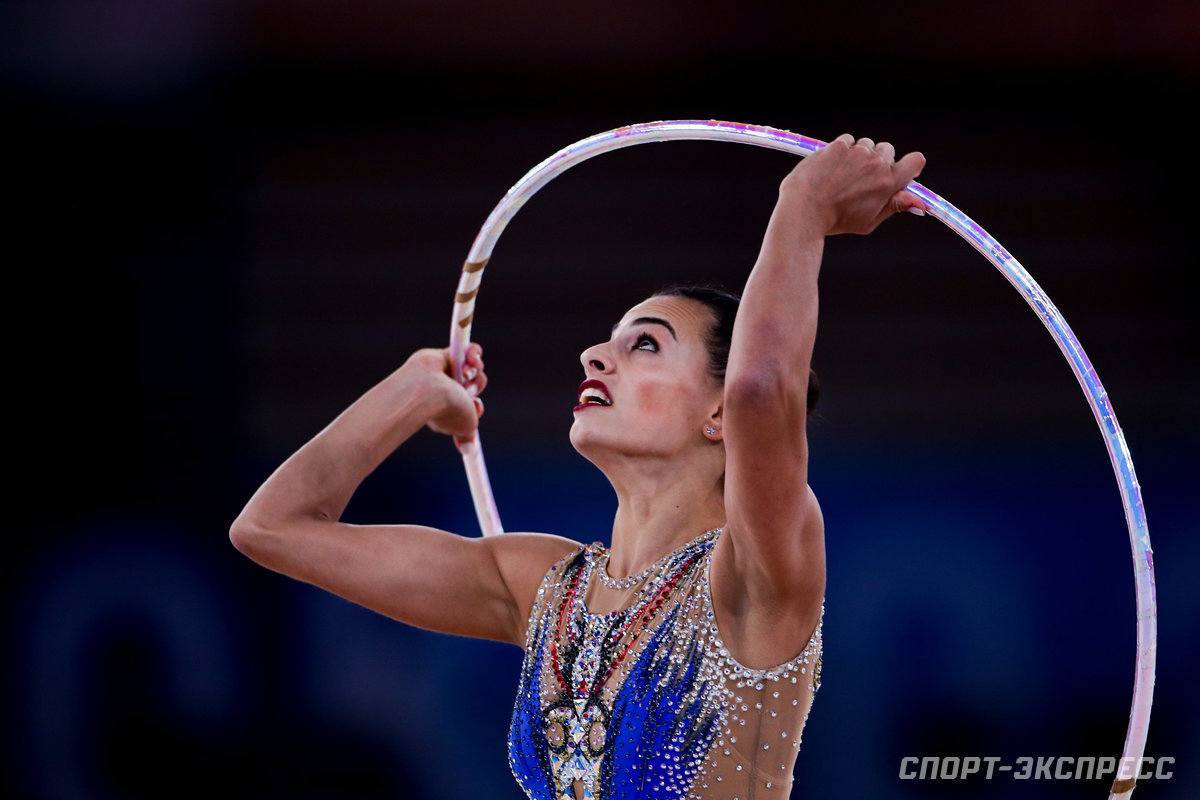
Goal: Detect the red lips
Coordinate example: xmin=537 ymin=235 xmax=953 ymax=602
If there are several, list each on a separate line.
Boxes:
xmin=575 ymin=379 xmax=613 ymax=412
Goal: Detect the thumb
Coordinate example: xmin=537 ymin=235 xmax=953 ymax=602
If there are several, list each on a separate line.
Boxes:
xmin=891 ymin=150 xmax=927 ymax=218
xmin=894 ymin=151 xmax=926 ymax=184
xmin=452 ymin=398 xmax=484 ymax=452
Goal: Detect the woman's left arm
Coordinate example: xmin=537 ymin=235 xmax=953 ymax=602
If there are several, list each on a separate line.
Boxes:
xmin=722 ymin=135 xmax=926 ymax=607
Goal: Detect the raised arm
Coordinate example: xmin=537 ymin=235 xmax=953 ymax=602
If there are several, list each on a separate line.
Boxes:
xmin=229 ymin=344 xmax=579 ymax=646
xmin=721 ymin=135 xmax=927 ymax=607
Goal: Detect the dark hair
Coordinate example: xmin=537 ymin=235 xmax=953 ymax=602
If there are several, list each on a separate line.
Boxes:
xmin=654 ymin=284 xmax=820 ymax=416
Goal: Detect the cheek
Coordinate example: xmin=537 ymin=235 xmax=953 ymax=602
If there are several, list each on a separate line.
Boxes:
xmin=632 ymin=380 xmax=690 ymax=421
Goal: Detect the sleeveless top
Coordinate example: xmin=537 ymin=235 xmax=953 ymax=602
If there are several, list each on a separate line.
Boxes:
xmin=508 ymin=529 xmax=823 ymax=800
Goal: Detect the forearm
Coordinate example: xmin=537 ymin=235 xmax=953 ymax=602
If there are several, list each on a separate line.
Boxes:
xmin=728 ymin=134 xmax=926 ymax=390
xmin=236 ymin=365 xmax=448 ymax=530
xmin=728 ymin=188 xmax=826 ymax=390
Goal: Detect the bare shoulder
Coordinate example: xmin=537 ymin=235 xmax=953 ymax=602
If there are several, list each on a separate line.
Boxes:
xmin=485 ymin=531 xmax=584 ymax=584
xmin=484 ymin=532 xmax=585 ymax=644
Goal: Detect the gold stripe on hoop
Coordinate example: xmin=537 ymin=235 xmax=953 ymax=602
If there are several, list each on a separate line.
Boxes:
xmin=463 ymin=258 xmax=489 ymax=273
xmin=455 ymin=288 xmax=479 ymax=303
xmin=457 ymin=312 xmax=474 ymax=328
xmin=1111 ymin=778 xmax=1136 ymax=794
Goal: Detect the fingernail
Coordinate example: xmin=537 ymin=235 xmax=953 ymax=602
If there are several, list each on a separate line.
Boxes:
xmin=464 ymin=367 xmax=478 ymax=380
xmin=908 ymin=206 xmax=926 ymax=217
xmin=467 ymin=384 xmax=479 ymax=397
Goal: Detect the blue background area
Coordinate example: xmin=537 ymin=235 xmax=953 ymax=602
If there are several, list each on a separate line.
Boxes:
xmin=5 ymin=2 xmax=1196 ymax=798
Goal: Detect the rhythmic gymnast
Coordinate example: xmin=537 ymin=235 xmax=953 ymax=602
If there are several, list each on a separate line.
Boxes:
xmin=231 ymin=133 xmax=927 ymax=799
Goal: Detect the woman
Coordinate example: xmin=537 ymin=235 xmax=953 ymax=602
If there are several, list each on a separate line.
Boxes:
xmin=231 ymin=134 xmax=926 ymax=799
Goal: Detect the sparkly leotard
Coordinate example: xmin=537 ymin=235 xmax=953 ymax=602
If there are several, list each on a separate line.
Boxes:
xmin=509 ymin=529 xmax=823 ymax=800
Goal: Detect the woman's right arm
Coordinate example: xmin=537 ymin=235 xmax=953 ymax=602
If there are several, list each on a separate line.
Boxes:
xmin=229 ymin=344 xmax=580 ymax=646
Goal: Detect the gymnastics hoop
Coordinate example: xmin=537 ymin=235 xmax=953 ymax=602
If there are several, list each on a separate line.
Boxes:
xmin=446 ymin=120 xmax=1155 ymax=798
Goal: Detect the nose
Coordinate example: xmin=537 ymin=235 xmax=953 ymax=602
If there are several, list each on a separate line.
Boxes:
xmin=579 ymin=342 xmax=612 ymax=374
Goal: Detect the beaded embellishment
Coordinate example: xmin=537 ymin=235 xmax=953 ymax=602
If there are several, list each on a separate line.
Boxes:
xmin=591 ymin=531 xmax=712 ymax=591
xmin=509 ymin=531 xmax=823 ymax=800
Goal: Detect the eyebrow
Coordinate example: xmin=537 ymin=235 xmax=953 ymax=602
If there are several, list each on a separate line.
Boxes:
xmin=613 ymin=316 xmax=677 ymax=340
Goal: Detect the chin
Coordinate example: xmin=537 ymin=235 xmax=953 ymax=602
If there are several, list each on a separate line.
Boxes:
xmin=568 ymin=421 xmax=601 ymax=460
xmin=571 ymin=421 xmax=681 ymax=467
xmin=569 ymin=420 xmax=627 ymax=467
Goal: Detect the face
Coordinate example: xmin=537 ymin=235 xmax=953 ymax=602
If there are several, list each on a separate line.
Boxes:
xmin=570 ymin=296 xmax=723 ymax=463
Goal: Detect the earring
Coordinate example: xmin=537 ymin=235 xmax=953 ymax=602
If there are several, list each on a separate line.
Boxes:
xmin=706 ymin=426 xmax=716 ymax=435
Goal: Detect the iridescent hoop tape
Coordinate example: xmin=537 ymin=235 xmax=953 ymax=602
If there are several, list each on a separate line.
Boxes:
xmin=447 ymin=120 xmax=1155 ymax=798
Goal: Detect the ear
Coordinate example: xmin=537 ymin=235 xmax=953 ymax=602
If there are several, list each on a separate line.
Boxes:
xmin=704 ymin=402 xmax=723 ymax=441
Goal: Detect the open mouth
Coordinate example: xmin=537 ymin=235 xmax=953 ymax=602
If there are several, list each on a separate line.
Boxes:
xmin=576 ymin=380 xmax=612 ymax=409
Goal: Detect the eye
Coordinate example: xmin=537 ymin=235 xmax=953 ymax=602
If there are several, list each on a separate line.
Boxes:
xmin=632 ymin=332 xmax=659 ymax=352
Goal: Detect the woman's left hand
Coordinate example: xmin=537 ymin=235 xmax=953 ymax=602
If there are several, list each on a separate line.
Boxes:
xmin=779 ymin=133 xmax=927 ymax=237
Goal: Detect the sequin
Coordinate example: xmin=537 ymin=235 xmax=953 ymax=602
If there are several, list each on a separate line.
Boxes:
xmin=509 ymin=531 xmax=824 ymax=799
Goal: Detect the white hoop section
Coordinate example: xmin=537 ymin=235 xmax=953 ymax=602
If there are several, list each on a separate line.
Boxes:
xmin=447 ymin=120 xmax=1155 ymax=798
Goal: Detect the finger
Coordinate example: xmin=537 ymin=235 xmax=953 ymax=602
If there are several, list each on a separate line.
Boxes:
xmin=475 ymin=397 xmax=484 ymax=419
xmin=865 ymin=188 xmax=924 ymax=230
xmin=440 ymin=345 xmax=470 ymax=380
xmin=854 ymin=137 xmax=875 ymax=150
xmin=877 ymin=141 xmax=895 ymax=162
xmin=463 ymin=354 xmax=484 ymax=382
xmin=891 ymin=189 xmax=927 ymax=216
xmin=831 ymin=133 xmax=855 ymax=148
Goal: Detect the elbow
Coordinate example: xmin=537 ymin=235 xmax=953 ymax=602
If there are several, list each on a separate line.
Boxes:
xmin=228 ymin=514 xmax=256 ymax=556
xmin=229 ymin=510 xmax=274 ymax=562
xmin=229 ymin=505 xmax=329 ymax=569
xmin=725 ymin=368 xmax=788 ymax=411
xmin=726 ymin=360 xmax=818 ymax=419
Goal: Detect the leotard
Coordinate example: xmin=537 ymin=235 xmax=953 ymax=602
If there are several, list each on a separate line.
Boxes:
xmin=508 ymin=529 xmax=823 ymax=799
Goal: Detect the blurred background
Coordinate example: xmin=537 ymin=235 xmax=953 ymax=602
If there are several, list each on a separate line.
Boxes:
xmin=4 ymin=1 xmax=1197 ymax=798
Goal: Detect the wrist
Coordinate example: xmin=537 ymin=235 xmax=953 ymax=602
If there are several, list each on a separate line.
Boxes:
xmin=388 ymin=361 xmax=454 ymax=420
xmin=776 ymin=181 xmax=835 ymax=240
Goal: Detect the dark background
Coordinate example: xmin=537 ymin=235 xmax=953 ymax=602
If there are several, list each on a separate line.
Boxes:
xmin=5 ymin=1 xmax=1197 ymax=798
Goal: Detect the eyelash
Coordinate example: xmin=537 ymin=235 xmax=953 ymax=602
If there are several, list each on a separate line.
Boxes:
xmin=632 ymin=333 xmax=658 ymax=352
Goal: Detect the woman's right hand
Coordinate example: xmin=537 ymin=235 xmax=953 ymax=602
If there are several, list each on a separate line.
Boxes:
xmin=231 ymin=333 xmax=580 ymax=647
xmin=404 ymin=342 xmax=488 ymax=446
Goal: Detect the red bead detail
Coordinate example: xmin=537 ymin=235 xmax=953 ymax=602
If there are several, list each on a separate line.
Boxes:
xmin=551 ymin=546 xmax=708 ymax=700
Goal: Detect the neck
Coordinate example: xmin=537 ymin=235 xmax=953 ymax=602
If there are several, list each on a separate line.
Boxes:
xmin=602 ymin=453 xmax=726 ymax=577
